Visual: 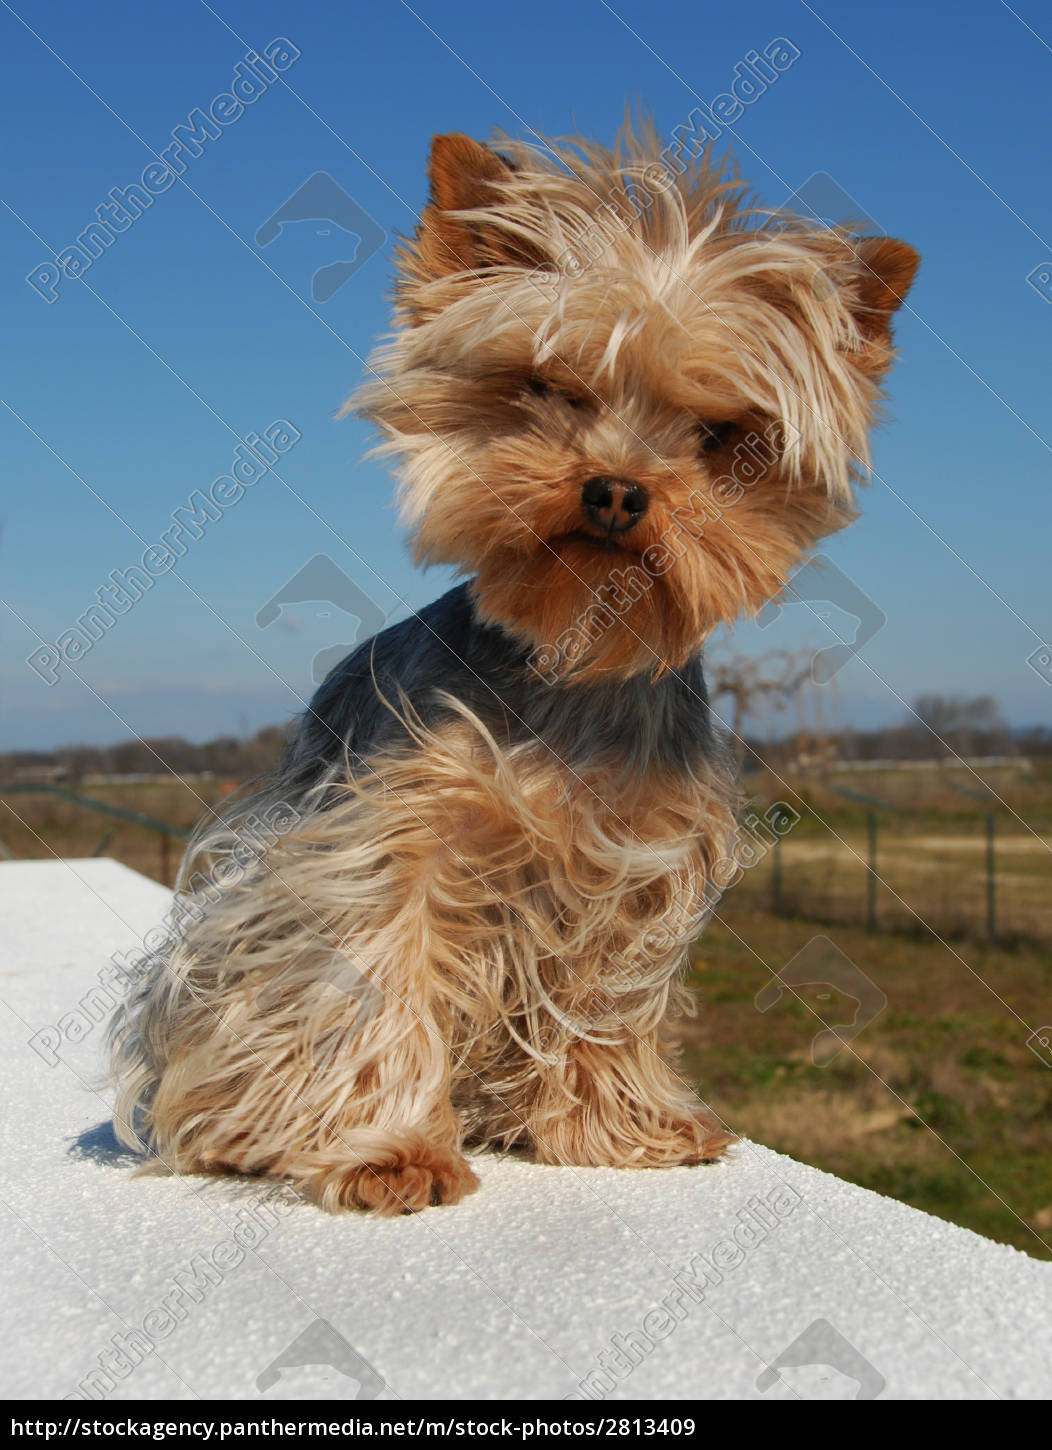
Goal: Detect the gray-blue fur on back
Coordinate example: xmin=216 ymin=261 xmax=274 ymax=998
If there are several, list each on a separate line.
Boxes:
xmin=278 ymin=583 xmax=722 ymax=799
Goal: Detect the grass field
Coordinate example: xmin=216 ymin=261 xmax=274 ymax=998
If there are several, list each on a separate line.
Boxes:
xmin=679 ymin=904 xmax=1052 ymax=1260
xmin=2 ymin=765 xmax=1049 ymax=1257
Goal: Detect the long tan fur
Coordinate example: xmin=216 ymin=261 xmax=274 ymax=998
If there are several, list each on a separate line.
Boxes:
xmin=111 ymin=704 xmax=738 ymax=1211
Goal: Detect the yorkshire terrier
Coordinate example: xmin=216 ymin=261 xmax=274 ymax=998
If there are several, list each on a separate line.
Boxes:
xmin=110 ymin=124 xmax=917 ymax=1213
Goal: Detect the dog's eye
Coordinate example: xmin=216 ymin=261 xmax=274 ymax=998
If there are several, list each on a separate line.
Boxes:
xmin=697 ymin=420 xmax=737 ymax=453
xmin=529 ymin=376 xmax=585 ymax=409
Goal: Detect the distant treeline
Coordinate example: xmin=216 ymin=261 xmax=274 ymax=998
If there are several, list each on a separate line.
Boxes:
xmin=806 ymin=724 xmax=1051 ymax=762
xmin=2 ymin=695 xmax=1049 ymax=784
xmin=2 ymin=723 xmax=295 ymax=784
xmin=787 ymin=694 xmax=1047 ymax=764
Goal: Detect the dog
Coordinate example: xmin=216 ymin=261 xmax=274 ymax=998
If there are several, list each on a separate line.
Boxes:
xmin=110 ymin=123 xmax=918 ymax=1213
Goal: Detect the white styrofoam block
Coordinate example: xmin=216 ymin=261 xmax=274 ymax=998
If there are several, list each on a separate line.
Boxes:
xmin=1 ymin=858 xmax=1048 ymax=1402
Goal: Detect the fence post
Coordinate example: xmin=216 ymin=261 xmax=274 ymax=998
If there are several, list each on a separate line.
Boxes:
xmin=772 ymin=832 xmax=783 ymax=915
xmin=986 ymin=812 xmax=996 ymax=940
xmin=866 ymin=810 xmax=878 ymax=933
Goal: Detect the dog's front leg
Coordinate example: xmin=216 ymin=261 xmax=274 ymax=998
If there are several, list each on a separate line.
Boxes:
xmin=523 ymin=1024 xmax=733 ymax=1170
xmin=508 ymin=941 xmax=734 ymax=1170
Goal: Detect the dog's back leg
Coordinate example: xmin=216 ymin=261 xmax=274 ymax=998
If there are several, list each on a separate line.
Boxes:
xmin=109 ymin=778 xmax=481 ymax=1215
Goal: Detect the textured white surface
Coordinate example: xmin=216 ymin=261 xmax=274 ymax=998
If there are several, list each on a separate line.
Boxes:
xmin=0 ymin=857 xmax=1049 ymax=1403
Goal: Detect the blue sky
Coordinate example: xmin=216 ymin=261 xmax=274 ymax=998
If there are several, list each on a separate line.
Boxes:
xmin=2 ymin=0 xmax=1050 ymax=749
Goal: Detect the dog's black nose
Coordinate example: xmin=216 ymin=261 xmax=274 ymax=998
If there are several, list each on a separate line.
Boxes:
xmin=580 ymin=477 xmax=649 ymax=534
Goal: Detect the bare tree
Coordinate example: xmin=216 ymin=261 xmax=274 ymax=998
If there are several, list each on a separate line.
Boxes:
xmin=905 ymin=694 xmax=1013 ymax=758
xmin=706 ymin=649 xmax=814 ymax=764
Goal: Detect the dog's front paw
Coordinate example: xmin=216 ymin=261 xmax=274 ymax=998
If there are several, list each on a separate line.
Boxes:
xmin=306 ymin=1138 xmax=480 ymax=1215
xmin=632 ymin=1113 xmax=736 ymax=1168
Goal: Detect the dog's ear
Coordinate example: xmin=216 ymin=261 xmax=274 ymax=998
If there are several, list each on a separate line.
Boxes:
xmin=846 ymin=237 xmax=920 ymax=373
xmin=429 ymin=133 xmax=509 ymax=215
xmin=412 ymin=133 xmax=545 ymax=278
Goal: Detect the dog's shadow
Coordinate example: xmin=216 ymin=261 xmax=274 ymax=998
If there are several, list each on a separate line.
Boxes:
xmin=67 ymin=1120 xmax=143 ymax=1169
xmin=65 ymin=1123 xmax=277 ymax=1199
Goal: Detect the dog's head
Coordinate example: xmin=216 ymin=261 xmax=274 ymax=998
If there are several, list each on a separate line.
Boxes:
xmin=351 ymin=125 xmax=918 ymax=682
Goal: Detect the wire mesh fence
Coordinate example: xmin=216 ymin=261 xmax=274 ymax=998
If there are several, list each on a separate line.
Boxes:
xmin=2 ymin=769 xmax=1049 ymax=945
xmin=730 ymin=806 xmax=1050 ymax=945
